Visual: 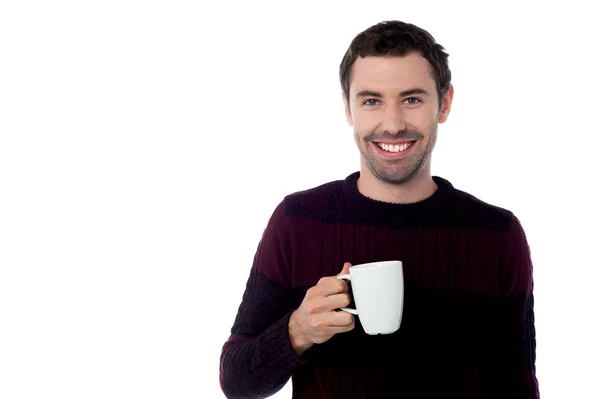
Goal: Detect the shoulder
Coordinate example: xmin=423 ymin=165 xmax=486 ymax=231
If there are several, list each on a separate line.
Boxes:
xmin=447 ymin=182 xmax=516 ymax=233
xmin=281 ymin=177 xmax=347 ymax=220
xmin=261 ymin=175 xmax=349 ymax=235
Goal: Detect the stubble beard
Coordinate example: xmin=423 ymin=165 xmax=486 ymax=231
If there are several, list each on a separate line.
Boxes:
xmin=356 ymin=127 xmax=437 ymax=185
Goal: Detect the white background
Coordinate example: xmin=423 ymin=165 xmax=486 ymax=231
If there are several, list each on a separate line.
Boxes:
xmin=1 ymin=1 xmax=598 ymax=398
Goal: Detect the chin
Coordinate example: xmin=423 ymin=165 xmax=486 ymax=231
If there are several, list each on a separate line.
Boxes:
xmin=371 ymin=160 xmax=427 ymax=185
xmin=378 ymin=173 xmax=417 ymax=185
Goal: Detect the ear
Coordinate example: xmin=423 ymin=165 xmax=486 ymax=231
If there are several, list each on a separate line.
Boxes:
xmin=342 ymin=92 xmax=354 ymax=126
xmin=438 ymin=84 xmax=454 ymax=123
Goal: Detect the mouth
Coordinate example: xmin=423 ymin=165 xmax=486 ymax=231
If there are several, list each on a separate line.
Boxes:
xmin=373 ymin=140 xmax=417 ymax=158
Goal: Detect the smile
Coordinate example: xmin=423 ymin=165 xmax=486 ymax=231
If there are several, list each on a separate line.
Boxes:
xmin=376 ymin=141 xmax=415 ymax=153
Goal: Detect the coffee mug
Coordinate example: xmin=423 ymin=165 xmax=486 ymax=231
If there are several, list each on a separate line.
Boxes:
xmin=337 ymin=260 xmax=404 ymax=335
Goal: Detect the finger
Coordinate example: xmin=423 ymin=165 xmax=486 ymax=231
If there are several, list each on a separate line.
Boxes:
xmin=324 ymin=293 xmax=351 ymax=311
xmin=317 ymin=277 xmax=350 ymax=296
xmin=338 ymin=262 xmax=352 ymax=276
xmin=329 ymin=309 xmax=355 ymax=326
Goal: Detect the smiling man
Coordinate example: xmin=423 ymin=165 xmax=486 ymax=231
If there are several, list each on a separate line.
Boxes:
xmin=344 ymin=51 xmax=452 ymax=204
xmin=220 ymin=20 xmax=539 ymax=398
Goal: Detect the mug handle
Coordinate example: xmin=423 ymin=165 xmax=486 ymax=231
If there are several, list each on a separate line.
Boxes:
xmin=336 ymin=274 xmax=358 ymax=315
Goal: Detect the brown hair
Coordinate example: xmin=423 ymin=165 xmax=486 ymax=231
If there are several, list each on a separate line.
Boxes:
xmin=340 ymin=20 xmax=451 ymax=108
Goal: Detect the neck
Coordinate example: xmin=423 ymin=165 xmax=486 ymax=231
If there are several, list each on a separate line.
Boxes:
xmin=357 ymin=164 xmax=438 ymax=205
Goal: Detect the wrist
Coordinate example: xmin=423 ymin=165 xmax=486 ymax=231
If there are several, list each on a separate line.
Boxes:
xmin=288 ymin=311 xmax=312 ymax=356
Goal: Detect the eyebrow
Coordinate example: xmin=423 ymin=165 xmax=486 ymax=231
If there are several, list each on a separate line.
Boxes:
xmin=355 ymin=88 xmax=431 ymax=99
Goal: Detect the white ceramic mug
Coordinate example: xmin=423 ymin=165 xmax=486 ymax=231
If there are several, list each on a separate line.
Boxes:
xmin=337 ymin=260 xmax=404 ymax=335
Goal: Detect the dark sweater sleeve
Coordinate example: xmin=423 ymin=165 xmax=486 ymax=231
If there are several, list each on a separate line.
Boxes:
xmin=219 ymin=201 xmax=306 ymax=399
xmin=494 ymin=215 xmax=540 ymax=398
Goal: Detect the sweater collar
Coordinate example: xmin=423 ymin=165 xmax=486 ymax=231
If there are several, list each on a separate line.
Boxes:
xmin=342 ymin=171 xmax=455 ymax=217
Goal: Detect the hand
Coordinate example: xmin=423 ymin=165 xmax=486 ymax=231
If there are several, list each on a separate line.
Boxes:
xmin=289 ymin=262 xmax=355 ymax=356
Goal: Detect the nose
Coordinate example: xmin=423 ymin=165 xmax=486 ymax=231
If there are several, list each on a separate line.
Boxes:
xmin=380 ymin=104 xmax=407 ymax=134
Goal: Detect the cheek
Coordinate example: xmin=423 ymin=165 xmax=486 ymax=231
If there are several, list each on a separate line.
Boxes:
xmin=353 ymin=130 xmax=361 ymax=147
xmin=412 ymin=110 xmax=438 ymax=136
xmin=414 ymin=109 xmax=436 ymax=127
xmin=352 ymin=113 xmax=379 ymax=137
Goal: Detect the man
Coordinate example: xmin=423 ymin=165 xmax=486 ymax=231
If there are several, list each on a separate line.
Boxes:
xmin=220 ymin=20 xmax=539 ymax=398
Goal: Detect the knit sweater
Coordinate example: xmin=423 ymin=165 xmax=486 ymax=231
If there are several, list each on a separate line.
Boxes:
xmin=220 ymin=172 xmax=539 ymax=399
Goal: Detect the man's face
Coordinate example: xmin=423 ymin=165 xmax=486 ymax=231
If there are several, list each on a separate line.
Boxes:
xmin=344 ymin=52 xmax=453 ymax=185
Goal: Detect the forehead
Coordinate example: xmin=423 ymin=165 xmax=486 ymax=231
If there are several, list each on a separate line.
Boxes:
xmin=349 ymin=53 xmax=436 ymax=95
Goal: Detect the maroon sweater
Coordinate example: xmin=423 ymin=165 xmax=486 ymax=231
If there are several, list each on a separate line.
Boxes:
xmin=220 ymin=172 xmax=539 ymax=398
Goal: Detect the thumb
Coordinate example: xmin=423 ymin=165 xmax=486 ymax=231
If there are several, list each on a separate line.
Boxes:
xmin=338 ymin=262 xmax=352 ymax=276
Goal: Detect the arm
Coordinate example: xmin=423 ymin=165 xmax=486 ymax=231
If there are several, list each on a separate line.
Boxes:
xmin=494 ymin=215 xmax=540 ymax=398
xmin=219 ymin=201 xmax=305 ymax=399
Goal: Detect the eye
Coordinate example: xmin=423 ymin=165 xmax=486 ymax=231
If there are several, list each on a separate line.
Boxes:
xmin=404 ymin=97 xmax=422 ymax=106
xmin=363 ymin=99 xmax=380 ymax=107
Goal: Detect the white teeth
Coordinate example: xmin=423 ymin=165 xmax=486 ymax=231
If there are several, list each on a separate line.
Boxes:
xmin=377 ymin=142 xmax=413 ymax=153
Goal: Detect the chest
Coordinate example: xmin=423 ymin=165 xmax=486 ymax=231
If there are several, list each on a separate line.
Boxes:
xmin=291 ymin=222 xmax=504 ymax=296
